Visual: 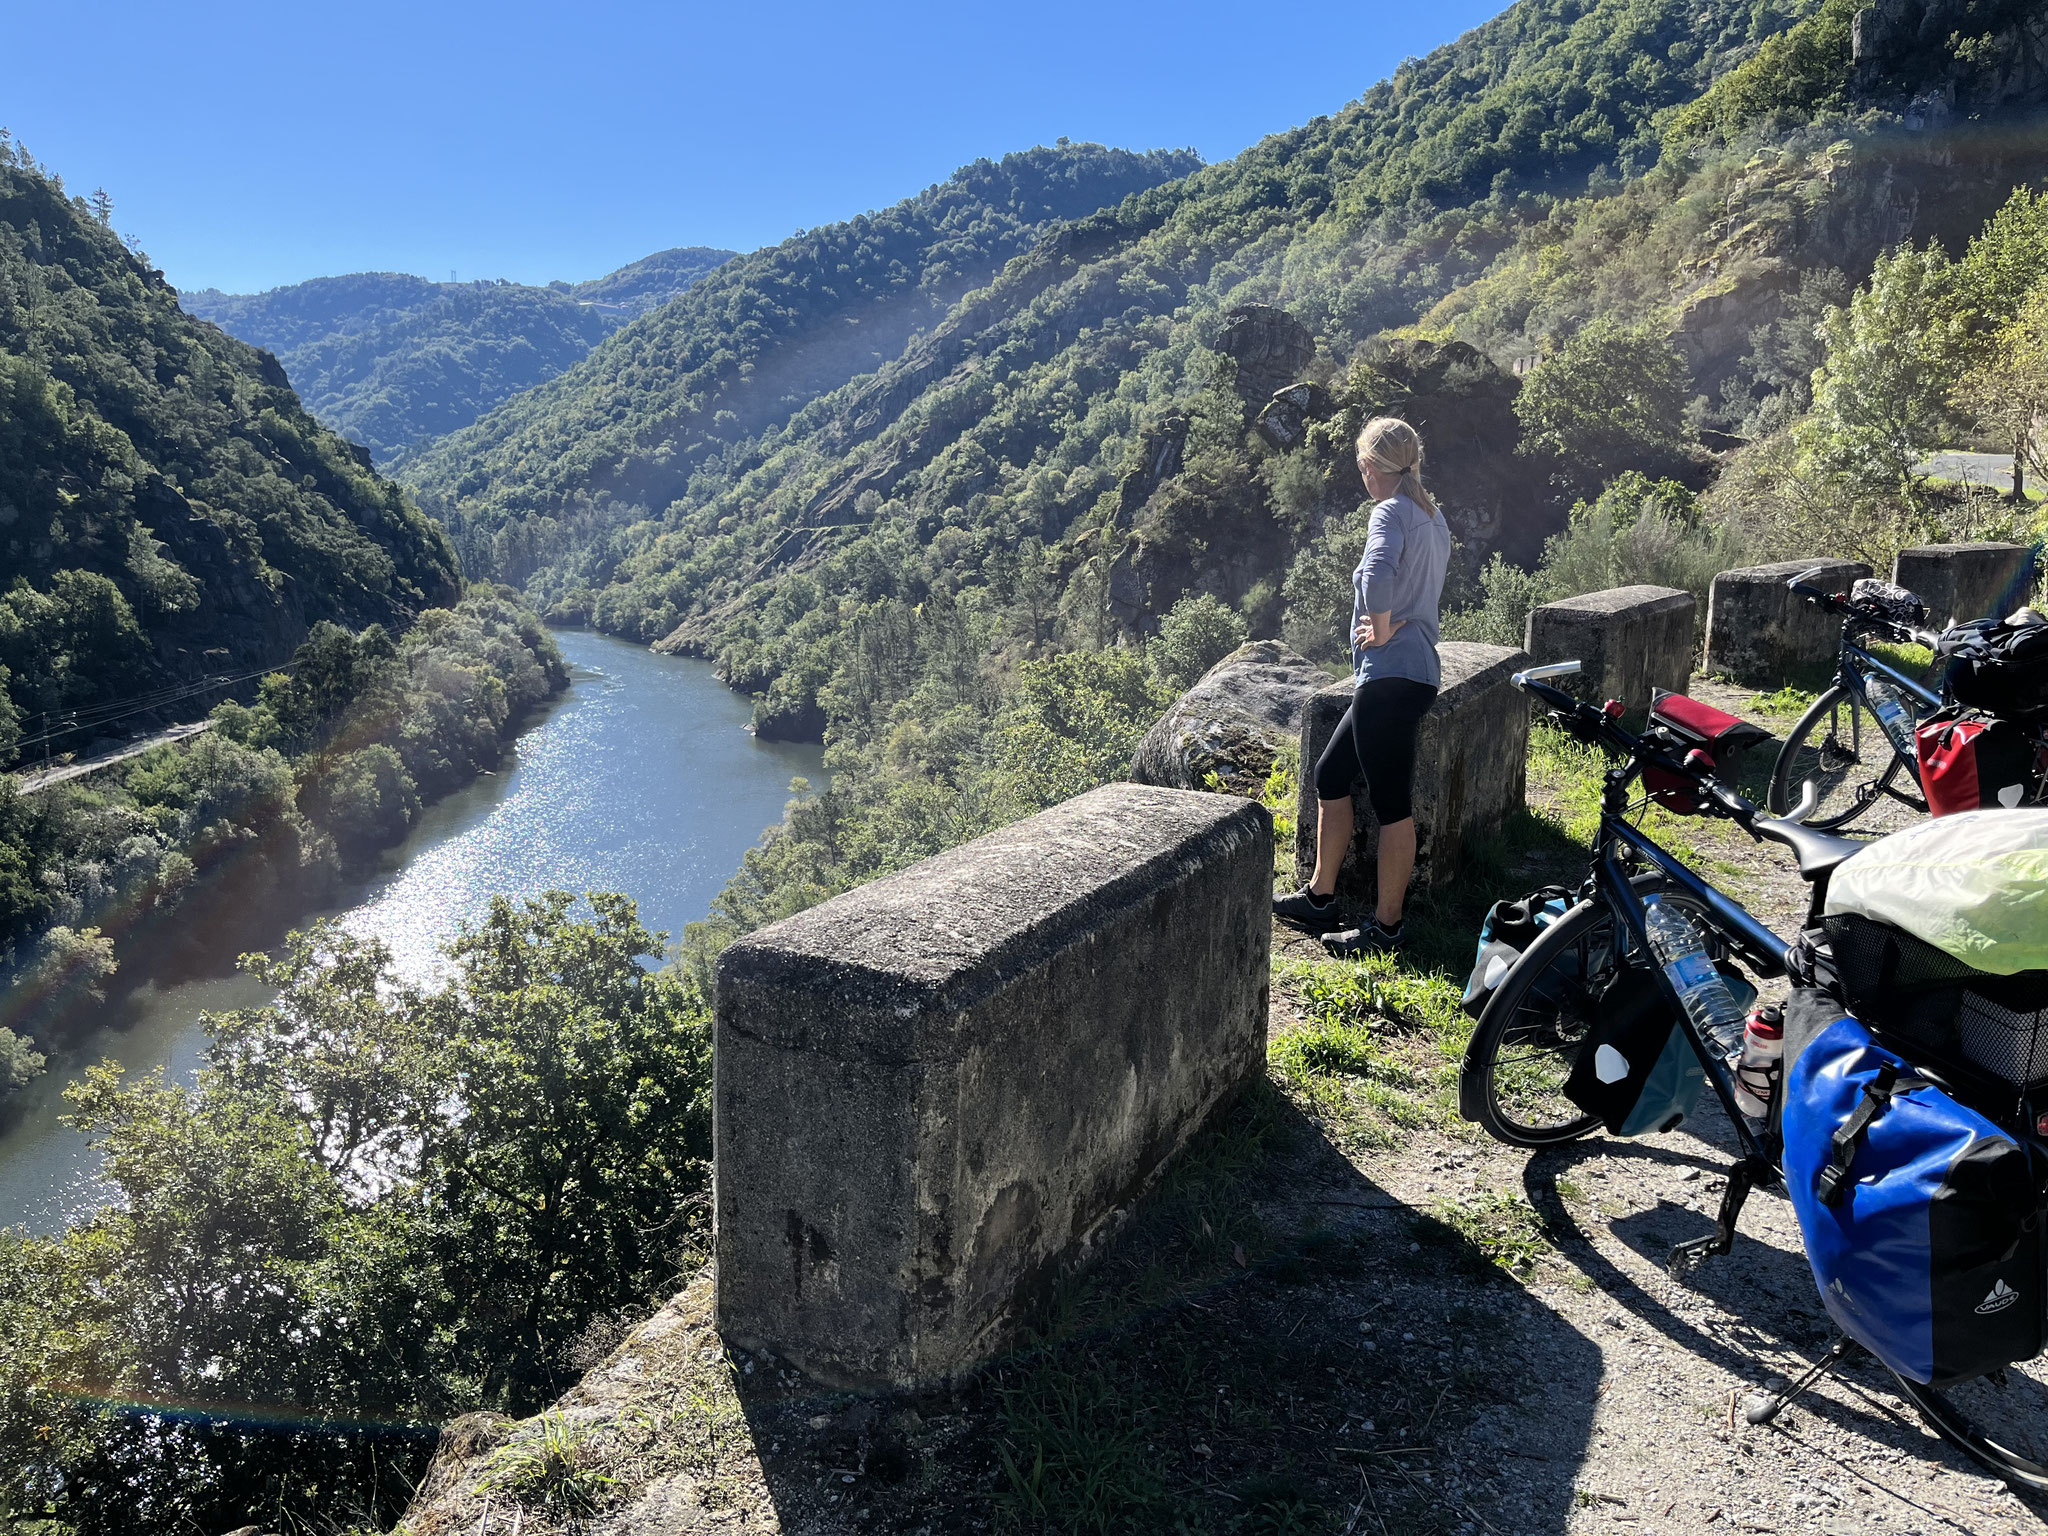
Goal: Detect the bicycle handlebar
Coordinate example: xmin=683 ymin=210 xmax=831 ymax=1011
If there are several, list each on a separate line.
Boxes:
xmin=1785 ymin=573 xmax=1940 ymax=650
xmin=1512 ymin=671 xmax=1763 ymax=828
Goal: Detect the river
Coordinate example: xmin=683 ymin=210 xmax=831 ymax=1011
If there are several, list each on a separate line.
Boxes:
xmin=0 ymin=630 xmax=825 ymax=1235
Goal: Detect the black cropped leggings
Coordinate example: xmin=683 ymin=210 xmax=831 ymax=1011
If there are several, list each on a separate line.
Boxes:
xmin=1312 ymin=676 xmax=1438 ymax=824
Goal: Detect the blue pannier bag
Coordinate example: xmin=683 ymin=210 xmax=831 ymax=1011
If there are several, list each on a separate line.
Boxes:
xmin=1462 ymin=886 xmax=1572 ymax=1017
xmin=1783 ymin=1016 xmax=2043 ymax=1385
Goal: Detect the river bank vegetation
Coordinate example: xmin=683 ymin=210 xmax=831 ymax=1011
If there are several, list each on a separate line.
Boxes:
xmin=0 ymin=587 xmax=567 ymax=1108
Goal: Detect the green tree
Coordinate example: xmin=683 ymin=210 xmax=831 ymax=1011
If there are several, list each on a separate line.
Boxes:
xmin=1513 ymin=320 xmax=1691 ymax=497
xmin=0 ymin=892 xmax=711 ymax=1535
xmin=1799 ymin=242 xmax=1965 ymax=500
xmin=1150 ymin=592 xmax=1249 ymax=690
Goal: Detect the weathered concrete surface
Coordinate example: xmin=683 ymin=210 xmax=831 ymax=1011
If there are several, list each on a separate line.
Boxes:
xmin=714 ymin=784 xmax=1271 ymax=1389
xmin=1893 ymin=541 xmax=2036 ymax=628
xmin=1130 ymin=640 xmax=1334 ymax=795
xmin=1525 ymin=585 xmax=1695 ymax=713
xmin=1705 ymin=559 xmax=1872 ymax=687
xmin=1294 ymin=643 xmax=1528 ymax=900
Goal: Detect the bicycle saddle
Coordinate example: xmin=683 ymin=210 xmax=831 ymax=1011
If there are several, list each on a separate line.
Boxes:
xmin=1756 ymin=818 xmax=1868 ymax=880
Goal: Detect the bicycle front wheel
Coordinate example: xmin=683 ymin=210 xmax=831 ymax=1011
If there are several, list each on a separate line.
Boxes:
xmin=1891 ymin=1362 xmax=2048 ymax=1492
xmin=1768 ymin=684 xmax=1924 ymax=830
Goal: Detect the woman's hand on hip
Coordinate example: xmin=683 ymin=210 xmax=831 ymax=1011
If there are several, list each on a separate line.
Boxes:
xmin=1355 ymin=612 xmax=1405 ymax=649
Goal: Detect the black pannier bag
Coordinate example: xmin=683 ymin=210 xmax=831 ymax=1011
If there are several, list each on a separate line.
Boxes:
xmin=1822 ymin=910 xmax=2048 ymax=1093
xmin=1939 ymin=617 xmax=2048 ymax=722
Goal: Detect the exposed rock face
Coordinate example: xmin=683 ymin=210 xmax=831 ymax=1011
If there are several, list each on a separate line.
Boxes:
xmin=1218 ymin=304 xmax=1316 ymax=406
xmin=1346 ymin=339 xmax=1534 ymax=560
xmin=1256 ymin=381 xmax=1334 ymax=450
xmin=1853 ymin=0 xmax=2048 ymax=117
xmin=1130 ymin=641 xmax=1334 ymax=794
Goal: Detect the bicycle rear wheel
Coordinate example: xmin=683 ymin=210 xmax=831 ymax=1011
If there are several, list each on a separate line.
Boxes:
xmin=1462 ymin=885 xmax=1713 ymax=1147
xmin=1891 ymin=1361 xmax=2048 ymax=1491
xmin=1768 ymin=684 xmax=1925 ymax=830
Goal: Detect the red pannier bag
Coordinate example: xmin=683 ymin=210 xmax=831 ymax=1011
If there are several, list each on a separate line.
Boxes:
xmin=1915 ymin=708 xmax=2045 ymax=815
xmin=1642 ymin=691 xmax=1772 ymax=814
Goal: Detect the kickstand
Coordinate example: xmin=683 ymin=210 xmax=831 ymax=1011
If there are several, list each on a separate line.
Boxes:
xmin=1667 ymin=1156 xmax=1769 ymax=1279
xmin=1743 ymin=1335 xmax=1861 ymax=1425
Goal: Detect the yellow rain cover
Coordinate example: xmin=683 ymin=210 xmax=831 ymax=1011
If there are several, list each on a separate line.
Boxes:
xmin=1825 ymin=809 xmax=2048 ymax=975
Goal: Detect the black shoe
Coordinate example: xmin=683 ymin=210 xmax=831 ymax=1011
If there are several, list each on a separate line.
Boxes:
xmin=1273 ymin=887 xmax=1343 ymax=933
xmin=1323 ymin=919 xmax=1404 ymax=958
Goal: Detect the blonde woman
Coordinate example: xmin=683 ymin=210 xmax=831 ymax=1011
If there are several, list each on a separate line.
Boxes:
xmin=1273 ymin=417 xmax=1452 ymax=955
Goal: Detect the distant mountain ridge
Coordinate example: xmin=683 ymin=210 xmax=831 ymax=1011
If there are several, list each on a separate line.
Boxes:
xmin=394 ymin=142 xmax=1205 ymax=583
xmin=182 ymin=247 xmax=733 ymax=465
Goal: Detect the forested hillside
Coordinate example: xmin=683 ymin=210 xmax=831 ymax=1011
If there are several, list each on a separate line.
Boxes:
xmin=0 ymin=145 xmax=460 ymax=768
xmin=398 ymin=142 xmax=1206 ymax=583
xmin=459 ymin=0 xmax=2048 ymax=732
xmin=182 ymin=246 xmax=733 ymax=465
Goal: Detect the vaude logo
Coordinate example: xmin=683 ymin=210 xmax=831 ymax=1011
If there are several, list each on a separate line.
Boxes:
xmin=1977 ymin=1279 xmax=2020 ymax=1316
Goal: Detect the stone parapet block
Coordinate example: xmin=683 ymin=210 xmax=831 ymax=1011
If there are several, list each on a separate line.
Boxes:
xmin=1525 ymin=584 xmax=1695 ymax=712
xmin=1706 ymin=559 xmax=1871 ymax=687
xmin=714 ymin=784 xmax=1271 ymax=1389
xmin=1893 ymin=542 xmax=2036 ymax=629
xmin=1294 ymin=643 xmax=1528 ymax=899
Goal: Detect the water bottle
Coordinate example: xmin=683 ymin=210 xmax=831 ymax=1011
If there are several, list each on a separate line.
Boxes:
xmin=1864 ymin=673 xmax=1913 ymax=750
xmin=1733 ymin=1004 xmax=1785 ymax=1121
xmin=1642 ymin=895 xmax=1748 ymax=1063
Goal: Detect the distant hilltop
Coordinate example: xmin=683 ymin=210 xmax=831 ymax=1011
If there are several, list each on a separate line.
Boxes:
xmin=181 ymin=246 xmax=735 ymax=466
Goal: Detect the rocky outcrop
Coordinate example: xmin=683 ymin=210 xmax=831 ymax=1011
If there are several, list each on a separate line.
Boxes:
xmin=1219 ymin=304 xmax=1316 ymax=407
xmin=1130 ymin=641 xmax=1334 ymax=794
xmin=1853 ymin=0 xmax=2048 ymax=118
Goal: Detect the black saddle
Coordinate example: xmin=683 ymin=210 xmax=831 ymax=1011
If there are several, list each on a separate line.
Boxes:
xmin=1756 ymin=818 xmax=1867 ymax=880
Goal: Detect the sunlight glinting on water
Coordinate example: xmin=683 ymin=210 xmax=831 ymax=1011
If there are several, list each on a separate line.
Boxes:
xmin=0 ymin=631 xmax=824 ymax=1234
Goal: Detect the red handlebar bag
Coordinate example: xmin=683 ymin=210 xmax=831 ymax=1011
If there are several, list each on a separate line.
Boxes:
xmin=1643 ymin=692 xmax=1772 ymax=814
xmin=1915 ymin=708 xmax=2043 ymax=816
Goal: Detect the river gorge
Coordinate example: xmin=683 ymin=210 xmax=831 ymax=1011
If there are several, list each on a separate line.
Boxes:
xmin=0 ymin=630 xmax=824 ymax=1235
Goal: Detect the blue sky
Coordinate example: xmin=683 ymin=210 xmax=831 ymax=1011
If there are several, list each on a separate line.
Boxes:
xmin=11 ymin=0 xmax=1502 ymax=295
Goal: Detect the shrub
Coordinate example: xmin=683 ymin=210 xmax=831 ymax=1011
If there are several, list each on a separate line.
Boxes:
xmin=1150 ymin=593 xmax=1248 ymax=690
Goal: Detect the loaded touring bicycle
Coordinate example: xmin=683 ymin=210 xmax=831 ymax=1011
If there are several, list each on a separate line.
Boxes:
xmin=1460 ymin=658 xmax=2048 ymax=1488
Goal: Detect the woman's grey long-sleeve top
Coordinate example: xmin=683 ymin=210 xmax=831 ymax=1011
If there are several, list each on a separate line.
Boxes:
xmin=1350 ymin=492 xmax=1453 ymax=688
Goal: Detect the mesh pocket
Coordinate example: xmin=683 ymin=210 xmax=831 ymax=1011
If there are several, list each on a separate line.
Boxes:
xmin=1823 ymin=912 xmax=2048 ymax=1088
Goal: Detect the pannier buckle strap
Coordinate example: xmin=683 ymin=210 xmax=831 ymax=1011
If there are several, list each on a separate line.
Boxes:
xmin=1817 ymin=1061 xmax=1901 ymax=1207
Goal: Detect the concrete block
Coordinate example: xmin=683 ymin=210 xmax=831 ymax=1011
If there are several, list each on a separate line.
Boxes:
xmin=1294 ymin=643 xmax=1529 ymax=900
xmin=1705 ymin=559 xmax=1871 ymax=687
xmin=1893 ymin=542 xmax=2036 ymax=629
xmin=1525 ymin=585 xmax=1696 ymax=712
xmin=713 ymin=783 xmax=1271 ymax=1389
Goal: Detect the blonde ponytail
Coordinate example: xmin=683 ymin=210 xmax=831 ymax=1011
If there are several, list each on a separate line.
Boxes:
xmin=1357 ymin=416 xmax=1438 ymax=519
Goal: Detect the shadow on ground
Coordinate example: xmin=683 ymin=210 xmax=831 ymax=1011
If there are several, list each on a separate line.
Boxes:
xmin=721 ymin=1086 xmax=1603 ymax=1535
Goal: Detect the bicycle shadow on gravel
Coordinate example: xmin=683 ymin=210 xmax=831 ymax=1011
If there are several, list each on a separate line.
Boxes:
xmin=1520 ymin=1110 xmax=2048 ymax=1528
xmin=725 ymin=1084 xmax=1610 ymax=1536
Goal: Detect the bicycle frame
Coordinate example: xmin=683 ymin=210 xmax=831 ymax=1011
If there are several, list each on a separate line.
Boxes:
xmin=1590 ymin=809 xmax=1788 ymax=1166
xmin=1839 ymin=637 xmax=1942 ymax=751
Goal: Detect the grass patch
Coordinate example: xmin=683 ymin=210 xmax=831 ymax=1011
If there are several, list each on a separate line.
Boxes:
xmin=1431 ymin=1190 xmax=1552 ymax=1279
xmin=1747 ymin=684 xmax=1814 ymax=718
xmin=474 ymin=1410 xmax=622 ymax=1520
